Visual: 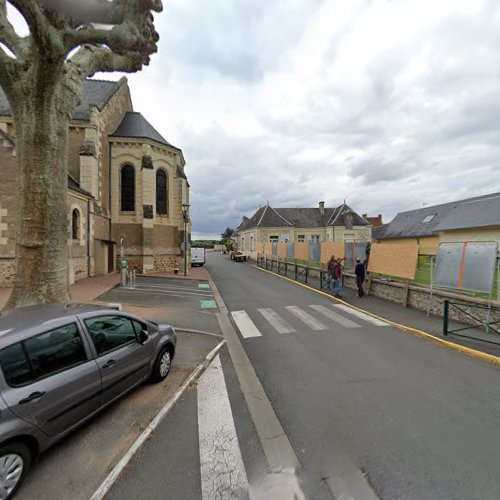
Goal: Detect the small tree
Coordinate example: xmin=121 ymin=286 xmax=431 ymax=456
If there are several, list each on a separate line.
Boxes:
xmin=0 ymin=0 xmax=162 ymax=307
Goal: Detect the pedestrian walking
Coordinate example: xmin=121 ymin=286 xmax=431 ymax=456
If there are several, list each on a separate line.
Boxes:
xmin=355 ymin=257 xmax=365 ymax=297
xmin=333 ymin=258 xmax=343 ymax=298
xmin=326 ymin=255 xmax=336 ymax=291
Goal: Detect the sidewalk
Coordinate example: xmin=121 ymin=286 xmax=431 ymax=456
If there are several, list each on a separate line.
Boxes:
xmin=255 ymin=264 xmax=500 ymax=360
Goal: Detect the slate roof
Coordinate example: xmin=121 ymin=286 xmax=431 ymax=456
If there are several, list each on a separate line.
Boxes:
xmin=375 ymin=192 xmax=500 ymax=240
xmin=109 ymin=111 xmax=178 ymax=149
xmin=68 ymin=176 xmax=93 ymax=198
xmin=0 ymin=79 xmax=123 ymax=121
xmin=236 ymin=203 xmax=370 ymax=232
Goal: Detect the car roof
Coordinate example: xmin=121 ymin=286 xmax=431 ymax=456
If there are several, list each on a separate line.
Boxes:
xmin=0 ymin=304 xmax=121 ymax=348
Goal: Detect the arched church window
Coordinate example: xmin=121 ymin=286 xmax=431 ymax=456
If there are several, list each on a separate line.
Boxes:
xmin=156 ymin=169 xmax=168 ymax=215
xmin=121 ymin=165 xmax=135 ymax=212
xmin=72 ymin=209 xmax=80 ymax=240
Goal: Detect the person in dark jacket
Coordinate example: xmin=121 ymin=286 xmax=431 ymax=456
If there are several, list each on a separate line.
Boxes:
xmin=333 ymin=258 xmax=342 ymax=298
xmin=354 ymin=257 xmax=365 ymax=297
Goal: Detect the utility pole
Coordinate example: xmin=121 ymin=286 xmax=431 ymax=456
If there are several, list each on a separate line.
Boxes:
xmin=182 ymin=203 xmax=190 ymax=276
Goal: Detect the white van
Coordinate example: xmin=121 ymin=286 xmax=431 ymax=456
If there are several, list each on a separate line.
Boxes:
xmin=191 ymin=247 xmax=206 ymax=267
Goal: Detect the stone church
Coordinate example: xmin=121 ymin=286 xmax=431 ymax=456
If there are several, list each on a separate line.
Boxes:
xmin=0 ymin=78 xmax=190 ymax=286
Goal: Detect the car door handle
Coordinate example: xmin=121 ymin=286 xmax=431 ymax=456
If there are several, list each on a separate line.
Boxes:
xmin=102 ymin=359 xmax=116 ymax=369
xmin=19 ymin=391 xmax=46 ymax=405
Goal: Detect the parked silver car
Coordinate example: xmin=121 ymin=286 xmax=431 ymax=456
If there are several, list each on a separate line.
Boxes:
xmin=0 ymin=304 xmax=176 ymax=499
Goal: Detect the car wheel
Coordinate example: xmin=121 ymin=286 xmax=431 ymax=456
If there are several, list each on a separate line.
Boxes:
xmin=151 ymin=347 xmax=172 ymax=383
xmin=0 ymin=442 xmax=31 ymax=500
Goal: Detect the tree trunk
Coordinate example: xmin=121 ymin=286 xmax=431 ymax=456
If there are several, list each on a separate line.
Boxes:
xmin=6 ymin=79 xmax=72 ymax=307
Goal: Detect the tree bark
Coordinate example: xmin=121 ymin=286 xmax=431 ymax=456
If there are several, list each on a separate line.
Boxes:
xmin=6 ymin=78 xmax=72 ymax=307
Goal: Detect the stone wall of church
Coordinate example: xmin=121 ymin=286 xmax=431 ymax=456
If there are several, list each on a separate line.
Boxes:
xmin=0 ymin=122 xmax=18 ymax=285
xmin=68 ymin=126 xmax=86 ymax=182
xmin=94 ymin=81 xmax=133 ymax=213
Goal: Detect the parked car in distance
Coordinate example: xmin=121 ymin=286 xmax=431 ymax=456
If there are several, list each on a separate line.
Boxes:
xmin=0 ymin=304 xmax=176 ymax=499
xmin=191 ymin=247 xmax=206 ymax=266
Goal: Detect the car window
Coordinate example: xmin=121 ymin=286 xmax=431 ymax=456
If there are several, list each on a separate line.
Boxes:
xmin=84 ymin=316 xmax=138 ymax=356
xmin=24 ymin=324 xmax=87 ymax=380
xmin=0 ymin=343 xmax=33 ymax=387
xmin=0 ymin=323 xmax=87 ymax=387
xmin=132 ymin=320 xmax=147 ymax=335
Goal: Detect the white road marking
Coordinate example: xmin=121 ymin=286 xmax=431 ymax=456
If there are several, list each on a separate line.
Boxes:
xmin=309 ymin=305 xmax=361 ymax=328
xmin=258 ymin=308 xmax=296 ymax=334
xmin=197 ymin=354 xmax=249 ymax=500
xmin=231 ymin=311 xmax=262 ymax=338
xmin=118 ymin=287 xmax=212 ymax=298
xmin=284 ymin=306 xmax=328 ymax=331
xmin=333 ymin=304 xmax=389 ymax=326
xmin=134 ymin=282 xmax=212 ymax=293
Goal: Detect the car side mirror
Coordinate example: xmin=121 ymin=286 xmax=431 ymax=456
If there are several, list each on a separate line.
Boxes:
xmin=138 ymin=330 xmax=149 ymax=344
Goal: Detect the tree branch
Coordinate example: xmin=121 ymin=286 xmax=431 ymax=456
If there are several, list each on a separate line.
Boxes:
xmin=0 ymin=0 xmax=27 ymax=57
xmin=8 ymin=0 xmax=62 ymax=56
xmin=38 ymin=0 xmax=127 ymax=25
xmin=63 ymin=0 xmax=162 ymax=57
xmin=67 ymin=44 xmax=145 ymax=79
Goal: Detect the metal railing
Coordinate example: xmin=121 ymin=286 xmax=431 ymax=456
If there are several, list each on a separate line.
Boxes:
xmin=443 ymin=299 xmax=500 ymax=345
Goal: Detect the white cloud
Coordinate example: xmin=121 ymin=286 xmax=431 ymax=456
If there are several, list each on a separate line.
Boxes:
xmin=109 ymin=0 xmax=500 ymax=233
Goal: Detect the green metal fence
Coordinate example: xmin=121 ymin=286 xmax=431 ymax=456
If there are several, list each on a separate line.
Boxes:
xmin=443 ymin=299 xmax=500 ymax=345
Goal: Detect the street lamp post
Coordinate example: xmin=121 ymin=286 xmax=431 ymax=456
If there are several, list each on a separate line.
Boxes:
xmin=182 ymin=203 xmax=190 ymax=276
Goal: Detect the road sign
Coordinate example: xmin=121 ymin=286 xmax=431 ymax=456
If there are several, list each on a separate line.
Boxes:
xmin=180 ymin=242 xmax=192 ymax=252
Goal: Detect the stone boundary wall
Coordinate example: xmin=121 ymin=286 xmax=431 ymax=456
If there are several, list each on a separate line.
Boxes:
xmin=342 ymin=273 xmax=500 ymax=327
xmin=0 ymin=258 xmax=15 ymax=286
xmin=256 ymin=256 xmax=499 ymax=327
xmin=71 ymin=257 xmax=88 ymax=282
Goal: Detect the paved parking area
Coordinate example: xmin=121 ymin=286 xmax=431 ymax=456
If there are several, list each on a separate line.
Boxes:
xmin=13 ymin=273 xmax=223 ymax=500
xmin=99 ymin=276 xmax=218 ymax=311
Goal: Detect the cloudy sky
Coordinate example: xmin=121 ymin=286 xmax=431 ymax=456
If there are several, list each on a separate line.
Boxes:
xmin=9 ymin=0 xmax=500 ymax=239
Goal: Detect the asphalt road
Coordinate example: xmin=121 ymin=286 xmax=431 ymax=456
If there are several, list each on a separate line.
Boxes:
xmin=205 ymin=253 xmax=500 ymax=499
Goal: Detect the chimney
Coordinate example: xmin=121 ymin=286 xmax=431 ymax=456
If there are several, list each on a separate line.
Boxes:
xmin=362 ymin=213 xmax=367 ymax=219
xmin=319 ymin=201 xmax=325 ymax=215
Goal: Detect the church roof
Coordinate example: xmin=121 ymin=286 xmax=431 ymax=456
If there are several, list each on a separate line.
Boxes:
xmin=0 ymin=79 xmax=124 ymax=121
xmin=109 ymin=111 xmax=178 ymax=149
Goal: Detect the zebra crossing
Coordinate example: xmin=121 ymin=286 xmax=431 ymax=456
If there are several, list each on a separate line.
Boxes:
xmin=231 ymin=303 xmax=389 ymax=338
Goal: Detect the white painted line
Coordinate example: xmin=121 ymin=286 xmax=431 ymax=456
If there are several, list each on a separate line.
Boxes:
xmin=198 ymin=354 xmax=249 ymax=499
xmin=333 ymin=304 xmax=389 ymax=326
xmin=258 ymin=308 xmax=296 ymax=334
xmin=231 ymin=311 xmax=262 ymax=338
xmin=90 ymin=341 xmax=225 ymax=500
xmin=133 ymin=282 xmax=213 ymax=293
xmin=309 ymin=305 xmax=361 ymax=328
xmin=285 ymin=306 xmax=328 ymax=331
xmin=118 ymin=287 xmax=212 ymax=298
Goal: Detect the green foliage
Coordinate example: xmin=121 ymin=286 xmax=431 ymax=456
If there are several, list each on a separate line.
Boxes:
xmin=192 ymin=240 xmax=221 ymax=249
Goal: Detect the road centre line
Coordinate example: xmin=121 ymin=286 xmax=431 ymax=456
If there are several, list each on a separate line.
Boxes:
xmin=333 ymin=304 xmax=389 ymax=326
xmin=253 ymin=265 xmax=500 ymax=366
xmin=284 ymin=306 xmax=328 ymax=331
xmin=231 ymin=311 xmax=262 ymax=338
xmin=258 ymin=308 xmax=296 ymax=334
xmin=309 ymin=305 xmax=361 ymax=328
xmin=198 ymin=354 xmax=249 ymax=499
